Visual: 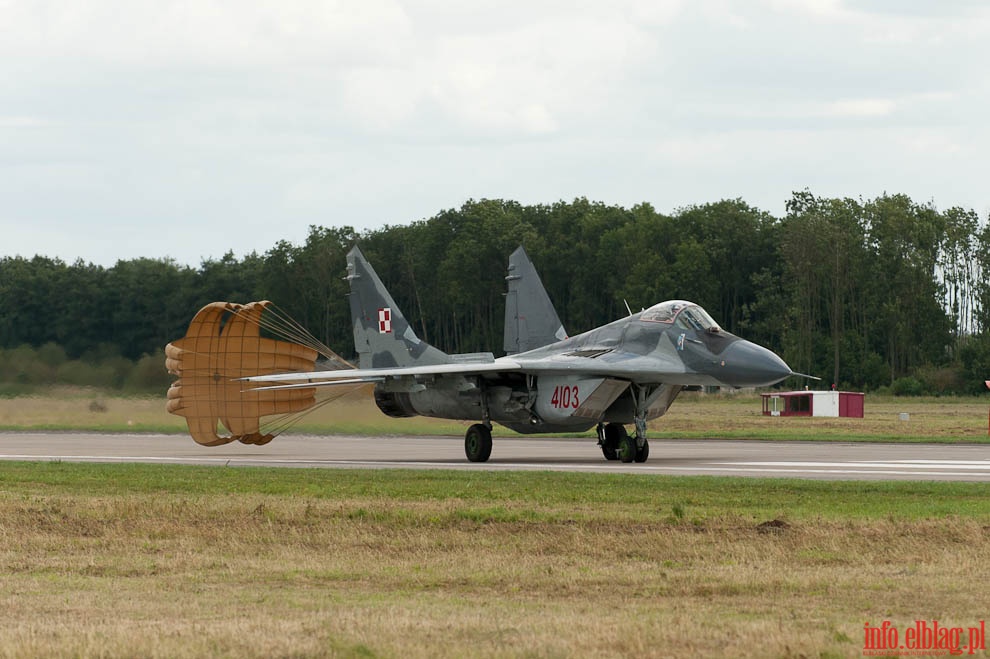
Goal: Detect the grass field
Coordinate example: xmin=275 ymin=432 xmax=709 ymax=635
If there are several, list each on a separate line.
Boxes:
xmin=1 ymin=463 xmax=990 ymax=658
xmin=1 ymin=386 xmax=987 ymax=442
xmin=2 ymin=388 xmax=989 ymax=656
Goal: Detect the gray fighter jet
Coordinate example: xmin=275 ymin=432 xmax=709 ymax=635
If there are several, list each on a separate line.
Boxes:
xmin=244 ymin=246 xmax=798 ymax=463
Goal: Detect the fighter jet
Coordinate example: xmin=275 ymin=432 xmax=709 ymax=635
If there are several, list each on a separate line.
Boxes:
xmin=241 ymin=246 xmax=798 ymax=463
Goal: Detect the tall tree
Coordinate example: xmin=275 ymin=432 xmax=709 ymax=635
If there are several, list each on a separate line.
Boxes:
xmin=864 ymin=194 xmax=952 ymax=380
xmin=782 ymin=192 xmax=869 ymax=387
xmin=938 ymin=206 xmax=980 ymax=338
xmin=674 ymin=199 xmax=778 ymax=334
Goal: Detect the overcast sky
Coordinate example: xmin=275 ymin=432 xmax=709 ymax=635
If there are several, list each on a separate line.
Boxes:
xmin=2 ymin=0 xmax=988 ymax=267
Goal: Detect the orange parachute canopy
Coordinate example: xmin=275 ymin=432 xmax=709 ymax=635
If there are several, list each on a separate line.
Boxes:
xmin=165 ymin=301 xmax=350 ymax=446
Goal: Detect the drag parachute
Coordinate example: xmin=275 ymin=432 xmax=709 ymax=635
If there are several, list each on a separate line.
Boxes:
xmin=165 ymin=301 xmax=354 ymax=446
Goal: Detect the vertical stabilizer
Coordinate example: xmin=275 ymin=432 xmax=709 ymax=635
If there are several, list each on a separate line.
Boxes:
xmin=346 ymin=247 xmax=450 ymax=369
xmin=503 ymin=246 xmax=567 ymax=355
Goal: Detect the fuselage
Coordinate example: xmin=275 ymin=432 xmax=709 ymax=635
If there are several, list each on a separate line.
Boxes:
xmin=373 ymin=300 xmax=792 ymax=434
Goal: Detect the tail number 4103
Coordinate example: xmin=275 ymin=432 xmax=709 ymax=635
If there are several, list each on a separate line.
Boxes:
xmin=550 ymin=385 xmax=580 ymax=409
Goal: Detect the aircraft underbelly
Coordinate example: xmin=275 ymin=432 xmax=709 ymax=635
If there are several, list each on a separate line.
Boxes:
xmin=373 ymin=375 xmax=627 ymax=434
xmin=374 ymin=385 xmax=532 ymax=426
xmin=601 ymin=383 xmax=683 ymax=423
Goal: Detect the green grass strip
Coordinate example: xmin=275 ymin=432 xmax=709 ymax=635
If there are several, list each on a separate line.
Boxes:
xmin=2 ymin=461 xmax=989 ymax=521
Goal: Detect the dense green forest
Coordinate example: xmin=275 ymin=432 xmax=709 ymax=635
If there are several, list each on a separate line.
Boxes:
xmin=2 ymin=191 xmax=989 ymax=394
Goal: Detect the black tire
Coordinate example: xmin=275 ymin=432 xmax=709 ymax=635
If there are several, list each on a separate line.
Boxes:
xmin=634 ymin=438 xmax=650 ymax=463
xmin=465 ymin=424 xmax=493 ymax=462
xmin=601 ymin=423 xmax=625 ymax=461
xmin=617 ymin=432 xmax=637 ymax=463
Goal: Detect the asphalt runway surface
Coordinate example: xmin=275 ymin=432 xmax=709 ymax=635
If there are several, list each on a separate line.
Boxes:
xmin=2 ymin=431 xmax=990 ymax=481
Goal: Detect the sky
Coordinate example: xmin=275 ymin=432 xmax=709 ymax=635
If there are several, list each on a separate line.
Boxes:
xmin=2 ymin=0 xmax=989 ymax=267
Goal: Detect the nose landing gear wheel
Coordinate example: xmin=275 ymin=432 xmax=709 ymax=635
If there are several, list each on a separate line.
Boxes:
xmin=634 ymin=439 xmax=650 ymax=463
xmin=465 ymin=424 xmax=493 ymax=462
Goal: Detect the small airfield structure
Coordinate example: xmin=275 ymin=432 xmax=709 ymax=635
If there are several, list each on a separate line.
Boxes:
xmin=761 ymin=390 xmax=864 ymax=418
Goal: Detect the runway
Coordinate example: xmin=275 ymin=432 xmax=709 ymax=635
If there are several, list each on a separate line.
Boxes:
xmin=2 ymin=431 xmax=990 ymax=481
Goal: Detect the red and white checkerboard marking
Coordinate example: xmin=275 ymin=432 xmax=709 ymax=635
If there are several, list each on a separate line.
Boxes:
xmin=378 ymin=308 xmax=392 ymax=334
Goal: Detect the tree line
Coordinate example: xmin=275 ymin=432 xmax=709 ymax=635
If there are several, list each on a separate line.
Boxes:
xmin=2 ymin=192 xmax=989 ymax=394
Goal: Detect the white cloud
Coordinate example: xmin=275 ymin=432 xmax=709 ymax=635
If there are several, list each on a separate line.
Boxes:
xmin=762 ymin=0 xmax=847 ymax=19
xmin=0 ymin=0 xmax=413 ymax=67
xmin=824 ymin=98 xmax=896 ymax=117
xmin=896 ymin=130 xmax=965 ymax=156
xmin=0 ymin=116 xmax=53 ymax=128
xmin=331 ymin=9 xmax=662 ymax=137
xmin=339 ymin=66 xmax=423 ymax=133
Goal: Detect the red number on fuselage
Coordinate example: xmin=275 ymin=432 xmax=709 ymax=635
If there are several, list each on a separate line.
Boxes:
xmin=551 ymin=385 xmax=580 ymax=409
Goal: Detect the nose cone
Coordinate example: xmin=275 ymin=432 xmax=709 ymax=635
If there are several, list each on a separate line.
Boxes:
xmin=718 ymin=340 xmax=792 ymax=387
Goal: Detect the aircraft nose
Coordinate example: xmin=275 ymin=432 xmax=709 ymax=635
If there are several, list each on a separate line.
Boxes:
xmin=718 ymin=340 xmax=792 ymax=387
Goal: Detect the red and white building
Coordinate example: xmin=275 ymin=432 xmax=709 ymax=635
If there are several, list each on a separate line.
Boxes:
xmin=761 ymin=390 xmax=865 ymax=418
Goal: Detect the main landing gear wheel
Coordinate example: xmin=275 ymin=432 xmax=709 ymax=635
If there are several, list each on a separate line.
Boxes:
xmin=616 ymin=432 xmax=637 ymax=463
xmin=601 ymin=423 xmax=626 ymax=461
xmin=465 ymin=424 xmax=493 ymax=462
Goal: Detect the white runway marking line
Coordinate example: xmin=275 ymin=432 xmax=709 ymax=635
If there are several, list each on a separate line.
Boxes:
xmin=4 ymin=454 xmax=990 ymax=478
xmin=0 ymin=454 xmax=242 ymax=463
xmin=666 ymin=467 xmax=990 ymax=477
xmin=0 ymin=454 xmax=713 ymax=471
xmin=720 ymin=460 xmax=990 ymax=471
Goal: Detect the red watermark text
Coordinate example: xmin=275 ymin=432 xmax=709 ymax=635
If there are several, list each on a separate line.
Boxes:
xmin=864 ymin=620 xmax=986 ymax=656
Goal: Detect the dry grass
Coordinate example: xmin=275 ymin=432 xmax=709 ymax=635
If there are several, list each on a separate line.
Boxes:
xmin=2 ymin=386 xmax=987 ymax=658
xmin=0 ymin=390 xmax=182 ymax=431
xmin=1 ymin=466 xmax=989 ymax=657
xmin=660 ymin=391 xmax=990 ymax=441
xmin=2 ymin=387 xmax=987 ymax=442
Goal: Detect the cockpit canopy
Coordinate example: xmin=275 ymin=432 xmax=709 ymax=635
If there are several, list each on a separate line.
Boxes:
xmin=640 ymin=300 xmax=721 ymax=332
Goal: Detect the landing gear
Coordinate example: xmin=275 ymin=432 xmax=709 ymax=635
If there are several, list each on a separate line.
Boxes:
xmin=465 ymin=424 xmax=493 ymax=462
xmin=465 ymin=381 xmax=494 ymax=463
xmin=599 ymin=423 xmax=624 ymax=461
xmin=632 ymin=415 xmax=649 ymax=463
xmin=634 ymin=438 xmax=649 ymax=463
xmin=598 ymin=421 xmax=648 ymax=463
xmin=616 ymin=431 xmax=638 ymax=463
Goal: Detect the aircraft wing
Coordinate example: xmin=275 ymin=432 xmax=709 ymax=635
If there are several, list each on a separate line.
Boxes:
xmin=242 ymin=359 xmax=524 ymax=390
xmin=241 ymin=349 xmax=703 ymax=392
xmin=513 ymin=351 xmax=698 ymax=383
